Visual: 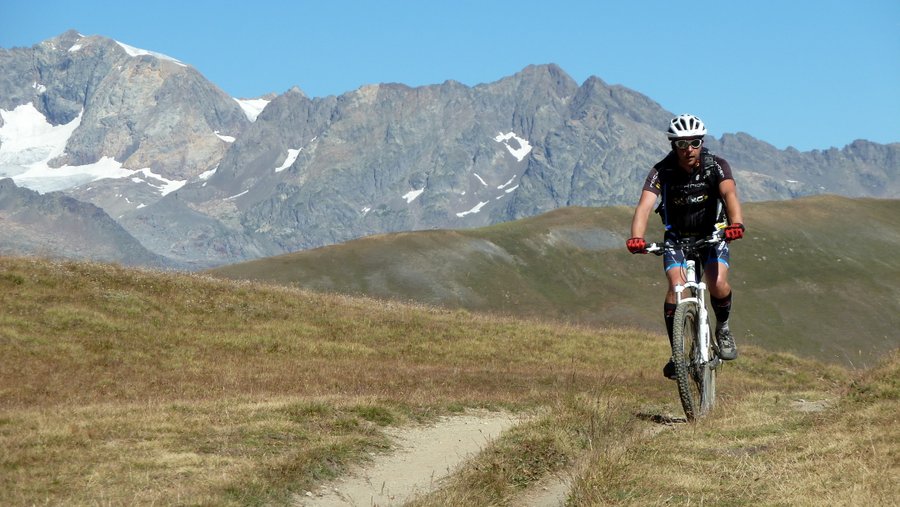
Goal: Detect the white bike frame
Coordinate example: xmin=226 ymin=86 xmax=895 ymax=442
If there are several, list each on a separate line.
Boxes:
xmin=646 ymin=235 xmax=721 ymax=367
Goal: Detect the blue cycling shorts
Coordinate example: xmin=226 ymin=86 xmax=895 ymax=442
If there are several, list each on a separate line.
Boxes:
xmin=663 ymin=237 xmax=730 ymax=272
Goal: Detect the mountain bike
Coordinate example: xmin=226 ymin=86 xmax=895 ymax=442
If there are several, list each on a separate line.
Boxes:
xmin=645 ymin=232 xmax=724 ymax=420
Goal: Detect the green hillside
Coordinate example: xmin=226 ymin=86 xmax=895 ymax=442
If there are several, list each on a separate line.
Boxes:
xmin=210 ymin=196 xmax=900 ymax=368
xmin=1 ymin=256 xmax=897 ymax=505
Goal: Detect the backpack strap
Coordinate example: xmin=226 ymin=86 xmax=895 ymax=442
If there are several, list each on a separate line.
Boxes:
xmin=661 ymin=180 xmax=672 ymax=231
xmin=701 ymin=149 xmax=728 ymax=225
xmin=700 ymin=148 xmax=719 ymax=181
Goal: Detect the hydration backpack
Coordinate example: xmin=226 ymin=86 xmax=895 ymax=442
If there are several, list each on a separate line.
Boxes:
xmin=656 ymin=148 xmax=726 ymax=235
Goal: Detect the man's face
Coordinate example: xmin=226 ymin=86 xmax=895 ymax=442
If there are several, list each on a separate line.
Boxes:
xmin=673 ymin=137 xmax=703 ymax=171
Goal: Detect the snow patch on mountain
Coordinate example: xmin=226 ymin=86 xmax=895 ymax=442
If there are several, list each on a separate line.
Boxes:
xmin=0 ymin=102 xmax=90 ymax=191
xmin=403 ymin=188 xmax=425 ymax=203
xmin=498 ymin=175 xmax=517 ymax=189
xmin=456 ymin=201 xmax=488 ymax=217
xmin=130 ymin=169 xmax=187 ymax=196
xmin=275 ymin=148 xmax=302 ymax=172
xmin=215 ymin=131 xmax=236 ymax=143
xmin=198 ymin=166 xmax=218 ymax=186
xmin=14 ymin=156 xmax=138 ymax=193
xmin=0 ymin=102 xmax=187 ymax=194
xmin=0 ymin=103 xmax=80 ymax=170
xmin=235 ymin=98 xmax=270 ymax=122
xmin=494 ymin=132 xmax=532 ymax=162
xmin=225 ymin=190 xmax=249 ymax=200
xmin=115 ymin=41 xmax=186 ymax=67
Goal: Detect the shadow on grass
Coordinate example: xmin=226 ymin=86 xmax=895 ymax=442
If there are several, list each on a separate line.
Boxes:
xmin=635 ymin=411 xmax=687 ymax=425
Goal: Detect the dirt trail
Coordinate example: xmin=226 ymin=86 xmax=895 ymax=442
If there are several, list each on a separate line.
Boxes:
xmin=297 ymin=398 xmax=839 ymax=506
xmin=294 ymin=407 xmax=688 ymax=507
xmin=296 ymin=410 xmax=521 ymax=507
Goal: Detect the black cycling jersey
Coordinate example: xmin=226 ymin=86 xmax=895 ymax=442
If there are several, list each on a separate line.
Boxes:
xmin=642 ymin=148 xmax=734 ymax=236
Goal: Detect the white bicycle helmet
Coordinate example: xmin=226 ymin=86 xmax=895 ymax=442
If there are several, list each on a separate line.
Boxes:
xmin=666 ymin=114 xmax=707 ymax=139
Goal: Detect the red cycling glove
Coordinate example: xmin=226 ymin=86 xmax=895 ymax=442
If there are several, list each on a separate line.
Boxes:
xmin=725 ymin=223 xmax=745 ymax=241
xmin=626 ymin=237 xmax=647 ymax=254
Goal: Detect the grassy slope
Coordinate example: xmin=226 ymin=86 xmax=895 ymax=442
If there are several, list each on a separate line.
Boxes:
xmin=210 ymin=196 xmax=900 ymax=367
xmin=1 ymin=256 xmax=896 ymax=505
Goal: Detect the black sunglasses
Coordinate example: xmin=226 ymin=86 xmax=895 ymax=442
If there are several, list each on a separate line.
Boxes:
xmin=673 ymin=139 xmax=703 ymax=149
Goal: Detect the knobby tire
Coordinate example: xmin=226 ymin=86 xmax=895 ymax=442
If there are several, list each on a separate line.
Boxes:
xmin=672 ymin=301 xmax=716 ymax=420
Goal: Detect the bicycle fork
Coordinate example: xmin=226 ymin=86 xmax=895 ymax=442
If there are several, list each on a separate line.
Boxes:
xmin=674 ymin=260 xmax=714 ymax=366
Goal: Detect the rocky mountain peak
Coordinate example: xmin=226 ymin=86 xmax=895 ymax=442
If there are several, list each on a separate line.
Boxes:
xmin=1 ymin=32 xmax=896 ymax=268
xmin=2 ymin=30 xmax=251 ymax=198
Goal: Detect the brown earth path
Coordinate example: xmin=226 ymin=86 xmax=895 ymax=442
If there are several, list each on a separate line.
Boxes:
xmin=295 ymin=410 xmax=522 ymax=506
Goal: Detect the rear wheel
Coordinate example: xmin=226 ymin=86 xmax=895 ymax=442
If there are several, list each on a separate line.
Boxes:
xmin=672 ymin=302 xmax=716 ymax=420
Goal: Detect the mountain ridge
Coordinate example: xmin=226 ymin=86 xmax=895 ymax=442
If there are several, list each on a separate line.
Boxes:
xmin=1 ymin=31 xmax=897 ymax=267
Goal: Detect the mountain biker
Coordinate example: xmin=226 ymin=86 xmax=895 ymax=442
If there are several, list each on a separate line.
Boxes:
xmin=626 ymin=114 xmax=745 ymax=379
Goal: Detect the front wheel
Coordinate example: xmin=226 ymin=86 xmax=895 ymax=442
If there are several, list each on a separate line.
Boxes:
xmin=672 ymin=301 xmax=716 ymax=420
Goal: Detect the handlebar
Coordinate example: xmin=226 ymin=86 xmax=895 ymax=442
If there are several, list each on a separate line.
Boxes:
xmin=644 ymin=231 xmax=725 ymax=256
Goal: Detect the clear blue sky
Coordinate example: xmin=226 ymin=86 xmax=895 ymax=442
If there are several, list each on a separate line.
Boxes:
xmin=2 ymin=0 xmax=898 ymax=151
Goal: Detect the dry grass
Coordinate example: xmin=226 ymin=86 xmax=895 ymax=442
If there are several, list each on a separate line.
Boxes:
xmin=566 ymin=351 xmax=899 ymax=506
xmin=0 ymin=256 xmax=656 ymax=505
xmin=1 ymin=396 xmax=404 ymax=505
xmin=1 ymin=257 xmax=646 ymax=409
xmin=0 ymin=256 xmax=895 ymax=505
